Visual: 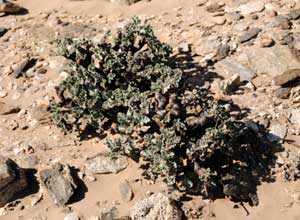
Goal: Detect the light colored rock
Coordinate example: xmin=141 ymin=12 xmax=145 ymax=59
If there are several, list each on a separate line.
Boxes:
xmin=177 ymin=42 xmax=190 ymax=53
xmin=131 ymin=193 xmax=181 ymax=220
xmin=0 ymin=102 xmax=20 ymax=115
xmin=195 ymin=36 xmax=220 ymax=57
xmin=273 ymin=69 xmax=300 ymax=86
xmin=119 ymin=180 xmax=134 ymax=202
xmin=273 ymin=15 xmax=291 ymax=30
xmin=290 ymin=109 xmax=300 ymax=130
xmin=12 ymin=57 xmax=29 ymax=78
xmin=276 ymin=155 xmax=285 ymax=165
xmin=219 ymin=74 xmax=241 ymax=94
xmin=64 ymin=213 xmax=80 ymax=220
xmin=257 ymin=35 xmax=274 ymax=47
xmin=238 ymin=2 xmax=265 ymax=16
xmin=268 ymin=125 xmax=288 ymax=142
xmin=216 ymin=58 xmax=256 ymax=81
xmin=242 ymin=46 xmax=300 ymax=77
xmin=84 ymin=154 xmax=128 ymax=174
xmin=206 ymin=2 xmax=224 ymax=13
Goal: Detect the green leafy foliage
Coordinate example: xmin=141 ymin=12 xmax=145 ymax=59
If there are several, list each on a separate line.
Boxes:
xmin=50 ymin=17 xmax=270 ymax=204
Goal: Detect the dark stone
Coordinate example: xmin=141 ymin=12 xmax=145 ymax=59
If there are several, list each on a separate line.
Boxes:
xmin=0 ymin=27 xmax=7 ymax=37
xmin=0 ymin=156 xmax=28 ymax=207
xmin=216 ymin=44 xmax=230 ymax=60
xmin=39 ymin=163 xmax=78 ymax=207
xmin=0 ymin=0 xmax=22 ymax=14
xmin=239 ymin=28 xmax=261 ymax=43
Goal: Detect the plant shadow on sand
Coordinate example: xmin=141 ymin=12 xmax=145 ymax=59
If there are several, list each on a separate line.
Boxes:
xmin=170 ymin=52 xmax=283 ymax=217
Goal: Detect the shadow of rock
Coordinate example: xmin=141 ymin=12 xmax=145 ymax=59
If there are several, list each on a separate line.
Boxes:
xmin=68 ymin=166 xmax=88 ymax=204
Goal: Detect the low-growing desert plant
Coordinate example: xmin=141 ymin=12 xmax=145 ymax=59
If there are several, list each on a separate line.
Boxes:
xmin=50 ymin=17 xmax=271 ymax=204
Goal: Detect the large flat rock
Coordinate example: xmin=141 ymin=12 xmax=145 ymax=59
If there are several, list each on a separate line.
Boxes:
xmin=242 ymin=46 xmax=300 ymax=77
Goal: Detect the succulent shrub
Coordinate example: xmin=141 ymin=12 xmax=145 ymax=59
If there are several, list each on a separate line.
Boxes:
xmin=50 ymin=17 xmax=271 ymax=204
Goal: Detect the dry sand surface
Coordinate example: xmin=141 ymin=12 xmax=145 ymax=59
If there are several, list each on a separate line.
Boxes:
xmin=1 ymin=0 xmax=300 ymax=219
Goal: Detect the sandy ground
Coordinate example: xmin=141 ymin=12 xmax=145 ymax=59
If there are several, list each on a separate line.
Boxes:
xmin=1 ymin=0 xmax=300 ymax=219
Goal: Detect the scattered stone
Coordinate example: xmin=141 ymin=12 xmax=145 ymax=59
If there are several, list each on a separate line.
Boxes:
xmin=211 ymin=16 xmax=226 ymax=25
xmin=273 ymin=87 xmax=291 ymax=99
xmin=251 ymin=14 xmax=259 ymax=20
xmin=30 ymin=194 xmax=43 ymax=207
xmin=242 ymin=81 xmax=256 ymax=91
xmin=12 ymin=58 xmax=30 ymax=78
xmin=290 ymin=109 xmax=300 ymax=130
xmin=119 ymin=180 xmax=134 ymax=202
xmin=8 ymin=120 xmax=19 ymax=130
xmin=0 ymin=0 xmax=23 ymax=14
xmin=177 ymin=42 xmax=191 ymax=53
xmin=216 ymin=44 xmax=230 ymax=60
xmin=287 ymin=9 xmax=300 ymax=20
xmin=0 ymin=102 xmax=21 ymax=115
xmin=219 ymin=74 xmax=241 ymax=94
xmin=110 ymin=0 xmax=131 ymax=6
xmin=181 ymin=200 xmax=205 ymax=219
xmin=0 ymin=156 xmax=28 ymax=207
xmin=84 ymin=154 xmax=128 ymax=174
xmin=64 ymin=213 xmax=80 ymax=220
xmin=257 ymin=35 xmax=274 ymax=47
xmin=131 ymin=193 xmax=181 ymax=220
xmin=276 ymin=155 xmax=285 ymax=165
xmin=280 ymin=33 xmax=294 ymax=47
xmin=267 ymin=125 xmax=288 ymax=142
xmin=274 ymin=15 xmax=291 ymax=30
xmin=0 ymin=27 xmax=7 ymax=37
xmin=110 ymin=0 xmax=142 ymax=6
xmin=28 ymin=104 xmax=49 ymax=122
xmin=206 ymin=2 xmax=224 ymax=13
xmin=239 ymin=28 xmax=261 ymax=43
xmin=238 ymin=2 xmax=265 ymax=16
xmin=37 ymin=67 xmax=47 ymax=74
xmin=273 ymin=69 xmax=300 ymax=86
xmin=216 ymin=58 xmax=256 ymax=81
xmin=227 ymin=12 xmax=243 ymax=21
xmin=39 ymin=163 xmax=78 ymax=207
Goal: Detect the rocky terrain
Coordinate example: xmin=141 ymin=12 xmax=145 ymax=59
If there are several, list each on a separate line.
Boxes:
xmin=1 ymin=0 xmax=300 ymax=219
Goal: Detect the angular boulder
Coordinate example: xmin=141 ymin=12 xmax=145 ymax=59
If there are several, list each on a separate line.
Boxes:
xmin=39 ymin=163 xmax=78 ymax=207
xmin=0 ymin=156 xmax=28 ymax=207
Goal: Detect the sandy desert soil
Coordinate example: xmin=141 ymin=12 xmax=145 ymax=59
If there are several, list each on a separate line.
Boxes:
xmin=1 ymin=0 xmax=300 ymax=219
